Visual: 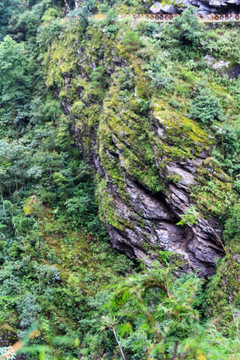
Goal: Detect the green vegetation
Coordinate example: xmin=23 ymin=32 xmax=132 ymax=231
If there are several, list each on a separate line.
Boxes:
xmin=100 ymin=263 xmax=240 ymax=359
xmin=189 ymin=87 xmax=222 ymax=125
xmin=0 ymin=0 xmax=240 ymax=359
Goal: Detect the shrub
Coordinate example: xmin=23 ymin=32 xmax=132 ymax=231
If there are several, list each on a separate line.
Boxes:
xmin=189 ymin=87 xmax=222 ymax=124
xmin=224 ymin=202 xmax=240 ymax=243
xmin=161 ymin=6 xmax=204 ymax=58
xmin=121 ymin=30 xmax=142 ymax=53
xmin=102 ymin=10 xmax=119 ymax=37
xmin=151 ymin=71 xmax=174 ymax=92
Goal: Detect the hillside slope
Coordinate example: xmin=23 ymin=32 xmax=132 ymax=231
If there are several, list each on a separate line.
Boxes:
xmin=0 ymin=1 xmax=240 ymax=358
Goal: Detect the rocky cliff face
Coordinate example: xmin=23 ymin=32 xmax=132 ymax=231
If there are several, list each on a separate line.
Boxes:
xmin=47 ymin=18 xmax=234 ymax=277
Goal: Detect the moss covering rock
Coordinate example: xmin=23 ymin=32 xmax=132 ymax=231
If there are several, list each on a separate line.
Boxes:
xmin=43 ymin=14 xmax=240 ymax=277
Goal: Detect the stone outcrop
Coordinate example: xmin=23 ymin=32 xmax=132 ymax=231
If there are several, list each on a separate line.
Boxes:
xmin=69 ymin=85 xmax=227 ymax=277
xmin=91 ymin=96 xmax=225 ymax=277
xmin=150 ymin=0 xmax=240 ymax=14
xmin=48 ymin=20 xmax=233 ymax=278
xmin=204 ymin=55 xmax=240 ymax=78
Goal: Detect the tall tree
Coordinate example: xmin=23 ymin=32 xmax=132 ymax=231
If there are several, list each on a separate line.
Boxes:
xmin=0 ymin=0 xmax=18 ymax=39
xmin=0 ymin=35 xmax=31 ymax=127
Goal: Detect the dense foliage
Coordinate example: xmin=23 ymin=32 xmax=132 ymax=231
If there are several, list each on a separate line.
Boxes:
xmin=0 ymin=0 xmax=240 ymax=359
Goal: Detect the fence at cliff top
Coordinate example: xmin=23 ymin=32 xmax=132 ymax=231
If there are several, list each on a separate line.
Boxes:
xmin=91 ymin=13 xmax=240 ymax=22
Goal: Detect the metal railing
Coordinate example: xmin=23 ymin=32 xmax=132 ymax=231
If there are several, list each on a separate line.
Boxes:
xmin=92 ymin=13 xmax=240 ymax=22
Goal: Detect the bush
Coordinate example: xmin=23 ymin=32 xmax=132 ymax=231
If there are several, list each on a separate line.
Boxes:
xmin=101 ymin=10 xmax=119 ymax=37
xmin=189 ymin=87 xmax=222 ymax=124
xmin=151 ymin=71 xmax=174 ymax=92
xmin=121 ymin=30 xmax=142 ymax=53
xmin=224 ymin=202 xmax=240 ymax=242
xmin=161 ymin=6 xmax=204 ymax=57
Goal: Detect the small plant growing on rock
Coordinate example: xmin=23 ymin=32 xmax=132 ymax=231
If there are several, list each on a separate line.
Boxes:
xmin=177 ymin=205 xmax=199 ymax=226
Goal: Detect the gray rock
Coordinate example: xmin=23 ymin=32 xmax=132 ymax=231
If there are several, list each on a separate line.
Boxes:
xmin=149 ymin=0 xmax=240 ymax=14
xmin=150 ymin=1 xmax=162 ymax=13
xmin=204 ymin=55 xmax=215 ymax=66
xmin=212 ymin=59 xmax=230 ymax=70
xmin=198 ymin=3 xmax=218 ymax=13
xmin=159 ymin=4 xmax=176 ymax=13
xmin=150 ymin=2 xmax=175 ymax=14
xmin=209 ymin=0 xmax=223 ymax=6
xmin=204 ymin=56 xmax=240 ymax=79
xmin=60 ymin=38 xmax=229 ymax=279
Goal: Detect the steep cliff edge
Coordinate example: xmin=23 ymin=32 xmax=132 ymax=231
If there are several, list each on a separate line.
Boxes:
xmin=45 ymin=14 xmax=238 ymax=277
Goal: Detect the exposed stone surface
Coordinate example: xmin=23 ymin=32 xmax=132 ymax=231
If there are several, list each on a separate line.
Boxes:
xmin=150 ymin=0 xmax=240 ymax=14
xmin=68 ymin=90 xmax=226 ymax=277
xmin=150 ymin=2 xmax=176 ymax=14
xmin=204 ymin=55 xmax=240 ymax=78
xmin=212 ymin=59 xmax=230 ymax=70
xmin=50 ymin=25 xmax=233 ymax=279
xmin=104 ymin=172 xmax=224 ymax=277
